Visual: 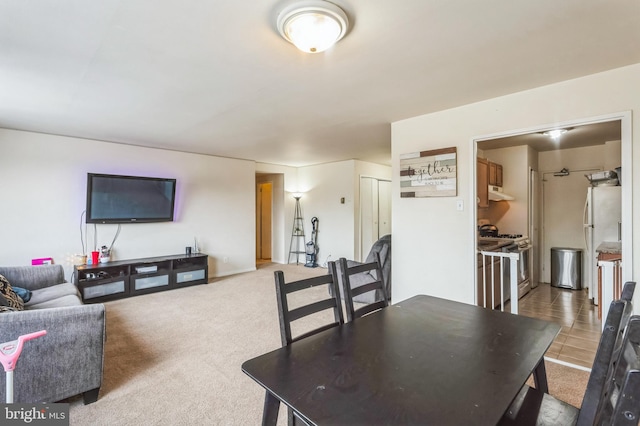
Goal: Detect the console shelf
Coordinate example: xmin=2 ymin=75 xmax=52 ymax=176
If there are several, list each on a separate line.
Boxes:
xmin=74 ymin=253 xmax=208 ymax=303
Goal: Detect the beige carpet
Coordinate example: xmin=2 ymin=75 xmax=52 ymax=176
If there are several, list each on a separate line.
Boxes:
xmin=67 ymin=263 xmax=589 ymax=425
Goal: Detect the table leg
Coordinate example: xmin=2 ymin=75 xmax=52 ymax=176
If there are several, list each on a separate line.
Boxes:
xmin=261 ymin=390 xmax=280 ymax=426
xmin=532 ymin=358 xmax=549 ymax=394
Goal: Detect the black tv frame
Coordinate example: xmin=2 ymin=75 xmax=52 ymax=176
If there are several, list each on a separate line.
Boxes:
xmin=86 ymin=173 xmax=177 ymax=224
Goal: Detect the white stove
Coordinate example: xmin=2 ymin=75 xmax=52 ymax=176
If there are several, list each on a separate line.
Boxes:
xmin=478 ymin=234 xmax=530 ymax=249
xmin=478 ymin=233 xmax=533 ymax=300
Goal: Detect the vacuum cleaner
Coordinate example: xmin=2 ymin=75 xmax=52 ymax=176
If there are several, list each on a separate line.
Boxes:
xmin=305 ymin=217 xmax=319 ymax=268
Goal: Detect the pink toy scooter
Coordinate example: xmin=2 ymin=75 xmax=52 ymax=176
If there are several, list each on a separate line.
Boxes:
xmin=0 ymin=330 xmax=46 ymax=403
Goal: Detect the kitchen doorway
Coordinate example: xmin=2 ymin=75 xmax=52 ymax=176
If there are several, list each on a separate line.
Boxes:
xmin=473 ymin=111 xmax=633 ymax=368
xmin=474 ymin=113 xmax=631 ymax=298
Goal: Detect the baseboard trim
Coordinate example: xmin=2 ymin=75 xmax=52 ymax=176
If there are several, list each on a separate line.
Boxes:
xmin=544 ymin=356 xmax=591 ymax=372
xmin=209 ymin=267 xmax=257 ymax=279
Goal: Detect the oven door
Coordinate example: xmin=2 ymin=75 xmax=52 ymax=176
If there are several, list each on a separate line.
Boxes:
xmin=518 ymin=245 xmax=532 ymax=298
xmin=502 ymin=244 xmax=532 ymax=301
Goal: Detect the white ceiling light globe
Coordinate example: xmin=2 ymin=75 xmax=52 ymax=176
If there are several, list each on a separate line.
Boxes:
xmin=277 ymin=1 xmax=349 ymax=53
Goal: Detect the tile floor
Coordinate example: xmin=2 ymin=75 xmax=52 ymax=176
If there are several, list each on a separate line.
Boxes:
xmin=515 ymin=283 xmax=601 ymax=369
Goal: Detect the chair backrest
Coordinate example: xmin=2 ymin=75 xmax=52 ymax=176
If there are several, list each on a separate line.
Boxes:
xmin=274 ymin=264 xmax=344 ymax=347
xmin=594 ymin=316 xmax=640 ymax=425
xmin=337 ymin=252 xmax=389 ymax=322
xmin=577 ymin=299 xmax=634 ymax=425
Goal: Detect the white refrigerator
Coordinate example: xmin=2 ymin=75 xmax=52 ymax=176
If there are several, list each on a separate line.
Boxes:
xmin=583 ymin=186 xmax=621 ymax=303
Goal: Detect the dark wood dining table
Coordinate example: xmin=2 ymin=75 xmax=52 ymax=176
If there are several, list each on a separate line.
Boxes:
xmin=242 ymin=294 xmax=561 ymax=425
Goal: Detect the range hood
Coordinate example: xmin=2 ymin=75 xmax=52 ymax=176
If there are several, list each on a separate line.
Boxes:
xmin=488 ymin=185 xmax=515 ymax=201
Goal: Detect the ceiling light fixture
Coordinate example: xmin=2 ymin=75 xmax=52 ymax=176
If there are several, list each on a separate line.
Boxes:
xmin=277 ymin=0 xmax=349 ymax=53
xmin=542 ymin=128 xmax=569 ymax=140
xmin=553 ymin=167 xmax=570 ymax=177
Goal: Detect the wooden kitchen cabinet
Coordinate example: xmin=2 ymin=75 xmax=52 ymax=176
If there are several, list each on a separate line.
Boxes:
xmin=477 ymin=157 xmax=489 ymax=208
xmin=488 ymin=161 xmax=503 ymax=187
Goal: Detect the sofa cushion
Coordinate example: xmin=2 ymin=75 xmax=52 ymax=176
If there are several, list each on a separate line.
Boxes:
xmin=25 ymin=283 xmax=80 ymax=307
xmin=0 ymin=265 xmax=65 ymax=291
xmin=0 ymin=274 xmax=24 ymax=312
xmin=26 ymin=294 xmax=84 ymax=310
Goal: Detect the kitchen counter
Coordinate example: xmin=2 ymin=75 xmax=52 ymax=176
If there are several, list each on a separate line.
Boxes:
xmin=596 ymin=241 xmax=622 ymax=255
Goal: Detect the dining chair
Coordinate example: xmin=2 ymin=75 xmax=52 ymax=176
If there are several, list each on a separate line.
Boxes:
xmin=498 ymin=297 xmax=634 ymax=426
xmin=336 ymin=252 xmax=389 ymax=322
xmin=593 ymin=315 xmax=640 ymax=425
xmin=577 ymin=282 xmax=634 ymax=425
xmin=274 ymin=264 xmax=344 ymax=346
xmin=272 ymin=265 xmax=344 ymax=425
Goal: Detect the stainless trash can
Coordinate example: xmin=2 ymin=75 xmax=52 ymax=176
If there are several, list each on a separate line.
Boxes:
xmin=550 ymin=247 xmax=582 ymax=290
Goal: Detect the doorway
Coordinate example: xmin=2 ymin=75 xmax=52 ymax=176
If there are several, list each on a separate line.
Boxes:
xmin=475 ymin=114 xmax=631 ymax=294
xmin=256 ymin=182 xmax=272 ymax=262
xmin=473 ymin=112 xmax=633 ymax=368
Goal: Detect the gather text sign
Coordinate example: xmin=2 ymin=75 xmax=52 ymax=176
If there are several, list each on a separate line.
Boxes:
xmin=400 ymin=147 xmax=457 ymax=197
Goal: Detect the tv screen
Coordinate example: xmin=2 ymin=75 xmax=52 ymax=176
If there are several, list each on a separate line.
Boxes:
xmin=86 ymin=173 xmax=176 ymax=223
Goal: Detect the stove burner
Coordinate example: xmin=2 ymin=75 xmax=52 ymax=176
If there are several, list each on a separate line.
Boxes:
xmin=497 ymin=234 xmax=523 ymax=239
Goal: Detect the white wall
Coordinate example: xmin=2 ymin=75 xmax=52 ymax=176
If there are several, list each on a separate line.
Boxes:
xmin=538 ymin=142 xmax=621 ymax=282
xmin=391 ymin=63 xmax=639 ymax=306
xmin=0 ymin=129 xmax=256 ymax=280
xmin=294 ymin=160 xmax=392 ymax=266
xmin=297 ymin=161 xmax=356 ymax=265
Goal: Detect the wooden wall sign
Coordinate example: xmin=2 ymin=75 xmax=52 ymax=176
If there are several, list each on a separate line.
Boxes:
xmin=400 ymin=147 xmax=457 ymax=197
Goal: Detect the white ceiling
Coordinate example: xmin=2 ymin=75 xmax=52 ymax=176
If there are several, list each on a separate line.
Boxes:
xmin=478 ymin=120 xmax=622 ymax=152
xmin=1 ymin=0 xmax=639 ymax=167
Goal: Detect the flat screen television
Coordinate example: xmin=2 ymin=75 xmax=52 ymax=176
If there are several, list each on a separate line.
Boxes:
xmin=86 ymin=173 xmax=176 ymax=223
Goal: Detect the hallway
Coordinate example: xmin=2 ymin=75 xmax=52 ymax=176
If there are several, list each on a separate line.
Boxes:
xmin=517 ymin=283 xmax=601 ymax=369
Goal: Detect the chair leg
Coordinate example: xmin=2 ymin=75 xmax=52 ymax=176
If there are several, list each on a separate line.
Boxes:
xmin=532 ymin=359 xmax=549 ymax=394
xmin=82 ymin=387 xmax=100 ymax=404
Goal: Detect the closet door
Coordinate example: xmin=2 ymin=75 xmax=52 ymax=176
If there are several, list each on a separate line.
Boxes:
xmin=360 ymin=177 xmax=378 ymax=261
xmin=360 ymin=177 xmax=392 ymax=261
xmin=378 ymin=180 xmax=391 ymax=237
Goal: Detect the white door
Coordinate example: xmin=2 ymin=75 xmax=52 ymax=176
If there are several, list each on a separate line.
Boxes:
xmin=378 ymin=180 xmax=392 ymax=236
xmin=360 ymin=177 xmax=378 ymax=261
xmin=529 ymin=169 xmax=539 ymax=288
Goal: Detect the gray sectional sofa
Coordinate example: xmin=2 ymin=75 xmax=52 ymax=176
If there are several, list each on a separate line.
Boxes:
xmin=0 ymin=265 xmax=105 ymax=404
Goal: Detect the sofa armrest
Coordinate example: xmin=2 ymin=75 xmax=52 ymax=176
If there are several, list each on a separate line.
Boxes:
xmin=0 ymin=304 xmax=105 ymax=403
xmin=0 ymin=265 xmax=66 ymax=291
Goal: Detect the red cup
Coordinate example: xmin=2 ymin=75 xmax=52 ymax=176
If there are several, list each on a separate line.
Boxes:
xmin=91 ymin=251 xmax=99 ymax=264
